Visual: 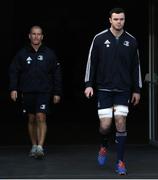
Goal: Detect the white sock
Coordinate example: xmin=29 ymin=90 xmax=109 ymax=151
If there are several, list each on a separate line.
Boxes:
xmin=32 ymin=145 xmax=37 ymax=148
xmin=37 ymin=145 xmax=43 ymax=149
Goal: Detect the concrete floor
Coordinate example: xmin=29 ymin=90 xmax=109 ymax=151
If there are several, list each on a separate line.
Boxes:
xmin=0 ymin=144 xmax=158 ymax=179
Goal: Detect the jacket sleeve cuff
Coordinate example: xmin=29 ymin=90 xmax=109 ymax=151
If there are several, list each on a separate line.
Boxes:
xmin=85 ymin=81 xmax=92 ymax=88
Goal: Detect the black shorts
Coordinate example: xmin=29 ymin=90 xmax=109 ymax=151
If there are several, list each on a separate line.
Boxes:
xmin=22 ymin=92 xmax=51 ymax=114
xmin=97 ymin=90 xmax=130 ymax=109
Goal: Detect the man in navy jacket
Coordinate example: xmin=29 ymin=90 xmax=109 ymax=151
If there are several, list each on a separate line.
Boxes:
xmin=9 ymin=25 xmax=62 ymax=158
xmin=84 ymin=8 xmax=142 ymax=175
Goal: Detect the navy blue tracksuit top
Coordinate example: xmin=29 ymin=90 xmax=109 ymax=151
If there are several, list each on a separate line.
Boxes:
xmin=9 ymin=44 xmax=62 ymax=95
xmin=85 ymin=29 xmax=142 ymax=93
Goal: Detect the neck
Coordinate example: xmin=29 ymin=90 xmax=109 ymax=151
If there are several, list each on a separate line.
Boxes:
xmin=31 ymin=43 xmax=41 ymax=52
xmin=110 ymin=27 xmax=124 ymax=38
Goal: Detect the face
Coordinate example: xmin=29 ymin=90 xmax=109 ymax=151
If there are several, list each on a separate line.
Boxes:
xmin=109 ymin=12 xmax=125 ymax=31
xmin=29 ymin=26 xmax=43 ymax=46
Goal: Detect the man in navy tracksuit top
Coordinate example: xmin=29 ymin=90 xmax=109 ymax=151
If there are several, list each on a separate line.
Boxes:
xmin=9 ymin=25 xmax=62 ymax=158
xmin=84 ymin=8 xmax=142 ymax=174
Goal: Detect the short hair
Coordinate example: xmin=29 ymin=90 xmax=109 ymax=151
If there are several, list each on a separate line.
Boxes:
xmin=29 ymin=25 xmax=43 ymax=34
xmin=109 ymin=8 xmax=125 ymax=17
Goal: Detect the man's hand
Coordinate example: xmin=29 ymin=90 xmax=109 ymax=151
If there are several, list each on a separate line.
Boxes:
xmin=84 ymin=87 xmax=93 ymax=98
xmin=53 ymin=95 xmax=61 ymax=104
xmin=131 ymin=93 xmax=141 ymax=106
xmin=10 ymin=90 xmax=17 ymax=102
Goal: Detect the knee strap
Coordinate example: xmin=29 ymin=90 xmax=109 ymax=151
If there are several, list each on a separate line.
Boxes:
xmin=98 ymin=108 xmax=113 ymax=118
xmin=114 ymin=105 xmax=129 ymax=117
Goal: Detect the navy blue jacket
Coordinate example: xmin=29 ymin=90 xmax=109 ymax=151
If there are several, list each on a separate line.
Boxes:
xmin=85 ymin=29 xmax=142 ymax=93
xmin=9 ymin=44 xmax=62 ymax=95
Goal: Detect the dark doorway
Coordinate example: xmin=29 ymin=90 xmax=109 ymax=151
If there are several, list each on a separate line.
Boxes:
xmin=0 ymin=0 xmax=149 ymax=145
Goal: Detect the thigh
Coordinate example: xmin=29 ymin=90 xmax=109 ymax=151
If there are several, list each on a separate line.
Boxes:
xmin=22 ymin=93 xmax=36 ymax=114
xmin=36 ymin=93 xmax=51 ymax=114
xmin=113 ymin=91 xmax=130 ymax=117
xmin=113 ymin=91 xmax=130 ymax=106
xmin=97 ymin=90 xmax=113 ymax=109
xmin=97 ymin=91 xmax=113 ymax=119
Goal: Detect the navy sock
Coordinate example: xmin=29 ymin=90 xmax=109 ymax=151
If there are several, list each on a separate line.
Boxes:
xmin=100 ymin=134 xmax=110 ymax=149
xmin=115 ymin=131 xmax=127 ymax=162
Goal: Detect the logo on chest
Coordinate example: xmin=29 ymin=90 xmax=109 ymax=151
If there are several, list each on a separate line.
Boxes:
xmin=123 ymin=41 xmax=130 ymax=47
xmin=104 ymin=40 xmax=111 ymax=47
xmin=26 ymin=56 xmax=32 ymax=64
xmin=37 ymin=55 xmax=44 ymax=61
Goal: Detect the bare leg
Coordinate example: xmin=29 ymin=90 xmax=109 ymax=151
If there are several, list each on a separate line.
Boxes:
xmin=28 ymin=113 xmax=37 ymax=145
xmin=99 ymin=117 xmax=112 ymax=147
xmin=97 ymin=117 xmax=113 ymax=166
xmin=36 ymin=112 xmax=47 ymax=147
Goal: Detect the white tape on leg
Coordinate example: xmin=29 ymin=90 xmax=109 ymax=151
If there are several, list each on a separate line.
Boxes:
xmin=98 ymin=108 xmax=113 ymax=118
xmin=114 ymin=105 xmax=129 ymax=116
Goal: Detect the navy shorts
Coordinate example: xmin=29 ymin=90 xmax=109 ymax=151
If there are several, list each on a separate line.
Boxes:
xmin=97 ymin=90 xmax=130 ymax=109
xmin=22 ymin=92 xmax=51 ymax=114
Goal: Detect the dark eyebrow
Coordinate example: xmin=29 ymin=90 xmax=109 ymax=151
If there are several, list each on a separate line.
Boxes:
xmin=113 ymin=18 xmax=124 ymax=20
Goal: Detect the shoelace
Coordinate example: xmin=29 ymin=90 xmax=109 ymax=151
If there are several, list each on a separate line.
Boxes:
xmin=118 ymin=161 xmax=125 ymax=168
xmin=99 ymin=147 xmax=107 ymax=156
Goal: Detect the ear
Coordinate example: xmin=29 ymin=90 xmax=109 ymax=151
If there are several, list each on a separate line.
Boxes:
xmin=109 ymin=17 xmax=112 ymax=24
